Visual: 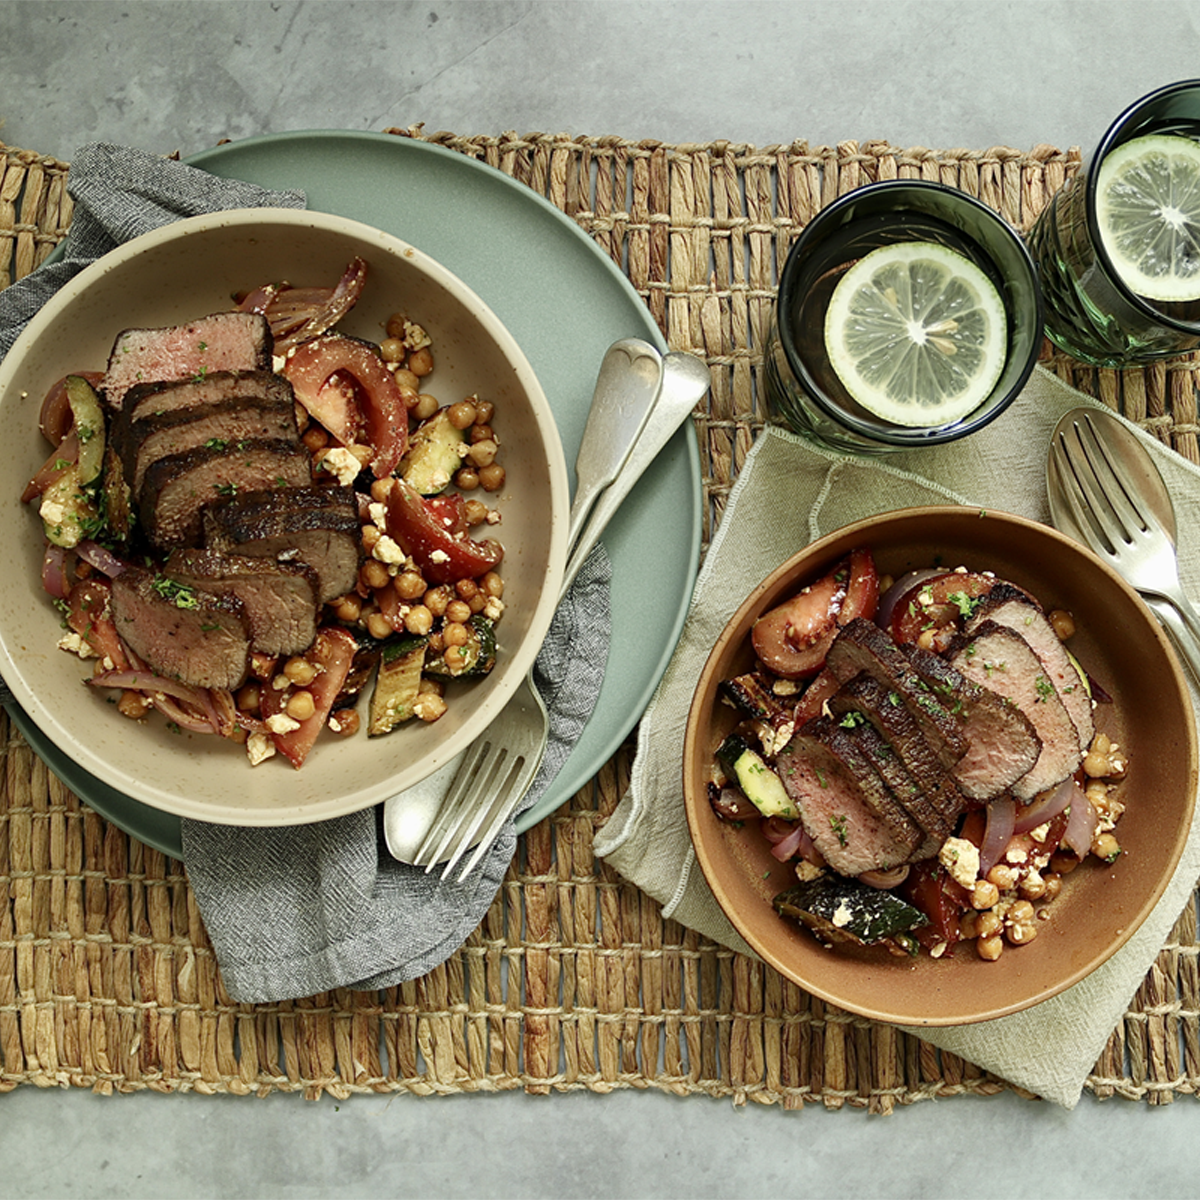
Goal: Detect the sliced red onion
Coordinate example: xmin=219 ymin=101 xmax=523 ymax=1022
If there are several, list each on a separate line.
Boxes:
xmin=769 ymin=823 xmax=807 ymax=862
xmin=149 ymin=691 xmax=218 ymax=735
xmin=41 ymin=543 xmax=69 ymax=600
xmin=89 ymin=668 xmax=214 ymax=710
xmin=859 ymin=865 xmax=910 ymax=889
xmin=75 ymin=539 xmax=129 ymax=578
xmin=1062 ymin=793 xmax=1100 ymax=857
xmin=272 ymin=258 xmax=368 ymax=353
xmin=979 ymin=796 xmax=1016 ymax=874
xmin=1013 ymin=776 xmax=1077 ymax=835
xmin=874 ymin=568 xmax=945 ymax=631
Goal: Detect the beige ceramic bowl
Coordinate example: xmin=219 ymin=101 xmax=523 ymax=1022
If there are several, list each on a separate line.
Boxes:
xmin=0 ymin=209 xmax=569 ymax=825
xmin=683 ymin=506 xmax=1197 ymax=1026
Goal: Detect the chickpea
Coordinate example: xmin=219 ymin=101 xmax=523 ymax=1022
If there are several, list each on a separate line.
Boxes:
xmin=455 ymin=467 xmax=480 ymax=491
xmin=365 ymin=611 xmax=393 ymax=641
xmin=447 ymin=400 xmax=478 ymax=430
xmin=394 ymin=571 xmax=426 ymax=601
xmin=370 ymin=477 xmax=393 ymax=504
xmin=379 ymin=336 xmax=406 ymax=364
xmin=473 ymin=399 xmax=495 ymax=425
xmin=235 ymin=682 xmax=262 ymax=716
xmin=423 ymin=585 xmax=452 ymax=618
xmin=359 ymin=559 xmax=391 ymax=592
xmin=445 ymin=600 xmax=472 ymax=625
xmin=463 ymin=499 xmax=488 ymax=526
xmin=360 ymin=524 xmax=382 ymax=554
xmin=329 ymin=708 xmax=360 ymax=738
xmin=405 ymin=605 xmax=434 ymax=637
xmin=394 ymin=368 xmax=421 ymax=397
xmin=426 ymin=631 xmax=445 ymax=655
xmin=332 ymin=592 xmax=362 ymax=623
xmin=455 ymin=578 xmax=479 ymax=602
xmin=408 ymin=346 xmax=434 ymax=377
xmin=442 ymin=645 xmax=466 ymax=672
xmin=1019 ymin=873 xmax=1048 ymax=901
xmin=1092 ymin=832 xmax=1122 ymax=863
xmin=976 ymin=909 xmax=1003 ymax=939
xmin=971 ymin=880 xmax=1000 ymax=910
xmin=414 ymin=692 xmax=448 ymax=723
xmin=987 ymin=863 xmax=1018 ymax=891
xmin=412 ymin=393 xmax=438 ymax=421
xmin=977 ymin=935 xmax=1004 ymax=961
xmin=480 ymin=571 xmax=504 ymax=599
xmin=469 ymin=423 xmax=495 ymax=444
xmin=418 ymin=677 xmax=444 ymax=697
xmin=301 ymin=425 xmax=329 ymax=453
xmin=468 ymin=439 xmax=499 ymax=468
xmin=385 ymin=313 xmax=407 ymax=340
xmin=283 ymin=656 xmax=318 ymax=687
xmin=1083 ymin=750 xmax=1112 ymax=778
xmin=467 ymin=591 xmax=488 ymax=614
xmin=478 ymin=463 xmax=506 ymax=492
xmin=1007 ymin=921 xmax=1038 ymax=946
xmin=1048 ymin=608 xmax=1076 ymax=641
xmin=1042 ymin=872 xmax=1064 ymax=902
xmin=117 ymin=690 xmax=152 ymax=720
xmin=959 ymin=910 xmax=979 ymax=939
xmin=1050 ymin=851 xmax=1080 ymax=875
xmin=443 ymin=621 xmax=470 ymax=648
xmin=286 ymin=691 xmax=316 ymax=722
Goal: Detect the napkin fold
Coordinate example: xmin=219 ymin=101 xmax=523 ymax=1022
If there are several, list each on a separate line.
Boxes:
xmin=0 ymin=143 xmax=614 ymax=1004
xmin=595 ymin=365 xmax=1200 ymax=1109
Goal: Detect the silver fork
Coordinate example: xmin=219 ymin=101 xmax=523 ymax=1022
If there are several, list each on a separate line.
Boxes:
xmin=399 ymin=349 xmax=711 ymax=881
xmin=1047 ymin=405 xmax=1200 ymax=678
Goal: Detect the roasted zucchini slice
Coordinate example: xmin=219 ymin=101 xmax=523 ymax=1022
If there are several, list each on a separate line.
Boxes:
xmin=774 ymin=875 xmax=927 ymax=948
xmin=425 ymin=615 xmax=497 ymax=679
xmin=367 ymin=635 xmax=428 ymax=735
xmin=715 ymin=732 xmax=798 ymax=819
xmin=400 ymin=407 xmax=466 ymax=495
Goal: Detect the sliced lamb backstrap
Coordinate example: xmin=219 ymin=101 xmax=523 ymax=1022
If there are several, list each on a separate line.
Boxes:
xmin=949 ymin=619 xmax=1084 ymax=801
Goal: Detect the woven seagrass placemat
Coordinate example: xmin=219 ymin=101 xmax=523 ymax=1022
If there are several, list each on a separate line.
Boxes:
xmin=2 ymin=131 xmax=1198 ymax=1109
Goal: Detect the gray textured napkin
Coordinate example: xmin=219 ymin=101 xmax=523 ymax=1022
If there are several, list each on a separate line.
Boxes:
xmin=595 ymin=366 xmax=1200 ymax=1109
xmin=1 ymin=143 xmax=614 ymax=1003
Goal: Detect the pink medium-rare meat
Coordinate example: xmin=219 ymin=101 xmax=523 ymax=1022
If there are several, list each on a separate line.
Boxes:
xmin=110 ymin=565 xmax=252 ymax=690
xmin=965 ymin=583 xmax=1095 ymax=749
xmin=103 ymin=312 xmax=273 ymax=410
xmin=949 ymin=620 xmax=1085 ymax=801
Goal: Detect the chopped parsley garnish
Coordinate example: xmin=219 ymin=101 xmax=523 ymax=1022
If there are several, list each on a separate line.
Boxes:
xmin=830 ymin=814 xmax=849 ymax=847
xmin=151 ymin=576 xmax=199 ymax=610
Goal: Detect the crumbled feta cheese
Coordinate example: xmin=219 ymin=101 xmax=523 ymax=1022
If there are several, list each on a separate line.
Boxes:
xmin=1005 ymin=845 xmax=1029 ymax=864
xmin=771 ymin=679 xmax=799 ymax=696
xmin=319 ymin=448 xmax=363 ymax=486
xmin=272 ymin=354 xmax=287 ymax=373
xmin=1029 ymin=821 xmax=1051 ymax=844
xmin=57 ymin=631 xmax=96 ymax=659
xmin=271 ymin=675 xmax=291 ymax=691
xmin=429 ymin=549 xmax=450 ymax=564
xmin=794 ymin=861 xmax=824 ymax=883
xmin=39 ymin=495 xmax=68 ymax=526
xmin=939 ymin=836 xmax=980 ymax=889
xmin=368 ymin=501 xmax=387 ymax=525
xmin=246 ymin=732 xmax=276 ymax=766
xmin=403 ymin=320 xmax=431 ymax=351
xmin=483 ymin=597 xmax=505 ymax=622
xmin=831 ymin=901 xmax=853 ymax=928
xmin=265 ymin=713 xmax=301 ymax=735
xmin=930 ymin=941 xmax=948 ymax=959
xmin=485 ymin=509 xmax=502 ymax=525
xmin=372 ymin=535 xmax=405 ymax=565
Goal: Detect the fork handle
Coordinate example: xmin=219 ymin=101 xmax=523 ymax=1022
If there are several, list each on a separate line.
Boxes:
xmin=1147 ymin=596 xmax=1200 ymax=690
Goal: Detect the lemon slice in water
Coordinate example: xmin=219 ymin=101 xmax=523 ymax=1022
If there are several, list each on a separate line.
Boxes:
xmin=1096 ymin=132 xmax=1200 ymax=302
xmin=823 ymin=241 xmax=1007 ymax=428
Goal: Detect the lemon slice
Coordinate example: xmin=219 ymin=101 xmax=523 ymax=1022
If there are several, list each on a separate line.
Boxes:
xmin=1096 ymin=133 xmax=1200 ymax=302
xmin=823 ymin=241 xmax=1007 ymax=428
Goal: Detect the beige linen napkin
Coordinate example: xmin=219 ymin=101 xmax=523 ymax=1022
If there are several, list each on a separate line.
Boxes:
xmin=595 ymin=365 xmax=1200 ymax=1109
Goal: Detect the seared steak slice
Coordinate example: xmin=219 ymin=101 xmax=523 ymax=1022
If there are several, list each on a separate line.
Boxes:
xmin=965 ymin=583 xmax=1094 ymax=748
xmin=110 ymin=565 xmax=251 ymax=690
xmin=796 ymin=716 xmax=924 ymax=852
xmin=122 ymin=392 xmax=301 ymax=496
xmin=121 ymin=369 xmax=286 ymax=425
xmin=203 ymin=484 xmax=360 ymax=603
xmin=165 ymin=548 xmax=320 ymax=657
xmin=139 ymin=439 xmax=312 ymax=550
xmin=826 ymin=618 xmax=967 ymax=772
xmin=949 ymin=620 xmax=1084 ymax=800
xmin=827 ymin=673 xmax=965 ymax=841
xmin=775 ymin=721 xmax=922 ymax=877
xmin=104 ymin=312 xmax=272 ymax=409
xmin=901 ymin=644 xmax=1042 ymax=802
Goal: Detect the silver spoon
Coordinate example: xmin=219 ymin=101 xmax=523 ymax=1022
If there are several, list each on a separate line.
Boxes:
xmin=1047 ymin=405 xmax=1200 ymax=681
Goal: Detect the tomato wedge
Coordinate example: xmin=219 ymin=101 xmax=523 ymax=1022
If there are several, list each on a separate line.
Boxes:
xmin=751 ymin=548 xmax=879 ymax=678
xmin=887 ymin=571 xmax=998 ymax=644
xmin=283 ymin=334 xmax=408 ymax=477
xmin=261 ymin=626 xmax=357 ymax=768
xmin=384 ymin=479 xmax=503 ymax=585
xmin=66 ymin=578 xmax=129 ymax=669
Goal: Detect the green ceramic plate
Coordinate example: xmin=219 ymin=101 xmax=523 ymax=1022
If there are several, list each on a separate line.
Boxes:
xmin=11 ymin=130 xmax=701 ymax=857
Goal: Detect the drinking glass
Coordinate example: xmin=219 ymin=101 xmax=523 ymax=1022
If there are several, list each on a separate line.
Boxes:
xmin=1027 ymin=79 xmax=1200 ymax=366
xmin=764 ymin=180 xmax=1044 ymax=455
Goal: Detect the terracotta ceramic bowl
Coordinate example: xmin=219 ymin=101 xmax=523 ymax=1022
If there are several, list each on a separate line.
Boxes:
xmin=683 ymin=506 xmax=1197 ymax=1026
xmin=0 ymin=209 xmax=569 ymax=826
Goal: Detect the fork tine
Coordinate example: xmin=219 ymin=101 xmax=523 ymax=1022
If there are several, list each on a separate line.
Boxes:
xmin=1055 ymin=420 xmax=1129 ymax=554
xmin=412 ymin=740 xmax=501 ymax=867
xmin=1052 ymin=430 xmax=1118 ymax=555
xmin=439 ymin=750 xmax=530 ymax=880
xmin=1076 ymin=412 xmax=1153 ymax=537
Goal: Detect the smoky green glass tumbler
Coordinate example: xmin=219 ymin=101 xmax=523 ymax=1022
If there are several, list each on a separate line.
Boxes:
xmin=1027 ymin=79 xmax=1200 ymax=366
xmin=764 ymin=180 xmax=1044 ymax=455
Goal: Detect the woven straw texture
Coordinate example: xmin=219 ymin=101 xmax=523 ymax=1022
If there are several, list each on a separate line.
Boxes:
xmin=2 ymin=131 xmax=1199 ymax=1109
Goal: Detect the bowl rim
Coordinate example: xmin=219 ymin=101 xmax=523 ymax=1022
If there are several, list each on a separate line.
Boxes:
xmin=683 ymin=504 xmax=1198 ymax=1025
xmin=0 ymin=207 xmax=571 ymax=825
